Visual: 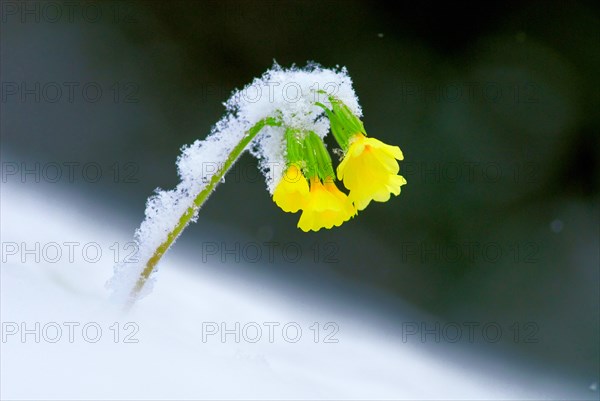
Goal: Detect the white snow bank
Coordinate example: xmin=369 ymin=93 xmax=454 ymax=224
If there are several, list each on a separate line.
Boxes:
xmin=1 ymin=183 xmax=592 ymax=400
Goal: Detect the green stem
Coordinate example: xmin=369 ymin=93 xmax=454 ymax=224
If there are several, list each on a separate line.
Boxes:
xmin=126 ymin=117 xmax=280 ymax=307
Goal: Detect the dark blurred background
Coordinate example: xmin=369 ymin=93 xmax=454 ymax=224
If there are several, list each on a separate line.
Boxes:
xmin=2 ymin=0 xmax=598 ymax=383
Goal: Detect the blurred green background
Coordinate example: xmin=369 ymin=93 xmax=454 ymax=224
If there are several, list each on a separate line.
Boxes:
xmin=2 ymin=0 xmax=598 ymax=382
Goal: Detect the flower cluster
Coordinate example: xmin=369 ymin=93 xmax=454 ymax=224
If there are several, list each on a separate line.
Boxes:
xmin=273 ymin=96 xmax=406 ymax=232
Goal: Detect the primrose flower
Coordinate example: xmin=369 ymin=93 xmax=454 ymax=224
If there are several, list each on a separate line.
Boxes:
xmin=337 ymin=134 xmax=406 ymax=210
xmin=318 ymin=96 xmax=406 ymax=210
xmin=298 ymin=177 xmax=356 ymax=232
xmin=273 ymin=164 xmax=309 ymax=212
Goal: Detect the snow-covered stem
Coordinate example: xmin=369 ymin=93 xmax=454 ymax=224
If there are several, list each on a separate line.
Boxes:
xmin=126 ymin=117 xmax=281 ymax=307
xmin=110 ymin=64 xmax=362 ymax=306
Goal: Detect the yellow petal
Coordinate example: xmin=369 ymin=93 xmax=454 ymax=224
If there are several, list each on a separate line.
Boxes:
xmin=364 ymin=137 xmax=404 ymax=160
xmin=273 ymin=165 xmax=309 ymax=213
xmin=297 ymin=179 xmax=355 ymax=231
xmin=337 ymin=134 xmax=406 ymax=211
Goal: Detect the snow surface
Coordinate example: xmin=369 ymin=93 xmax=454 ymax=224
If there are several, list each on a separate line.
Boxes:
xmin=1 ymin=183 xmax=593 ymax=400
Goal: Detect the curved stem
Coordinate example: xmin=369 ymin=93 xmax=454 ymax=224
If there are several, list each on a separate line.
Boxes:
xmin=126 ymin=117 xmax=281 ymax=307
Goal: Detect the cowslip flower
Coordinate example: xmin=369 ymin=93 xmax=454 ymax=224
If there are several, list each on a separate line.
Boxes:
xmin=318 ymin=97 xmax=406 ymax=210
xmin=273 ymin=129 xmax=355 ymax=232
xmin=338 ymin=134 xmax=406 ymax=210
xmin=297 ymin=177 xmax=356 ymax=232
xmin=273 ymin=164 xmax=309 ymax=213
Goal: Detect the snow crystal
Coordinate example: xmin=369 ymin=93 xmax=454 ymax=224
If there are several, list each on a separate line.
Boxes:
xmin=109 ymin=63 xmax=361 ymax=302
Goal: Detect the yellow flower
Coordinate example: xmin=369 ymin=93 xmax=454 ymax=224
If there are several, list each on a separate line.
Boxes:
xmin=298 ymin=178 xmax=356 ymax=232
xmin=273 ymin=165 xmax=309 ymax=213
xmin=337 ymin=134 xmax=406 ymax=210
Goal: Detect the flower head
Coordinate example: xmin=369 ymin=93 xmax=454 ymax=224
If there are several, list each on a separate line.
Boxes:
xmin=337 ymin=134 xmax=406 ymax=210
xmin=273 ymin=164 xmax=309 ymax=213
xmin=298 ymin=178 xmax=356 ymax=232
xmin=272 ymin=95 xmax=406 ymax=230
xmin=318 ymin=96 xmax=406 ymax=211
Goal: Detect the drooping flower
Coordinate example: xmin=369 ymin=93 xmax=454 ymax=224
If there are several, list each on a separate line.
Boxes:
xmin=273 ymin=164 xmax=309 ymax=213
xmin=297 ymin=177 xmax=356 ymax=232
xmin=337 ymin=134 xmax=406 ymax=210
xmin=272 ymin=96 xmax=406 ymax=229
xmin=323 ymin=181 xmax=356 ymax=218
xmin=317 ymin=96 xmax=406 ymax=210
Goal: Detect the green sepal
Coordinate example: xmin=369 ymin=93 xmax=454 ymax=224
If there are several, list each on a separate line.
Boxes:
xmin=284 ymin=127 xmax=305 ymax=166
xmin=283 ymin=128 xmax=335 ymax=182
xmin=316 ymin=97 xmax=366 ymax=151
xmin=303 ymin=131 xmax=335 ymax=181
